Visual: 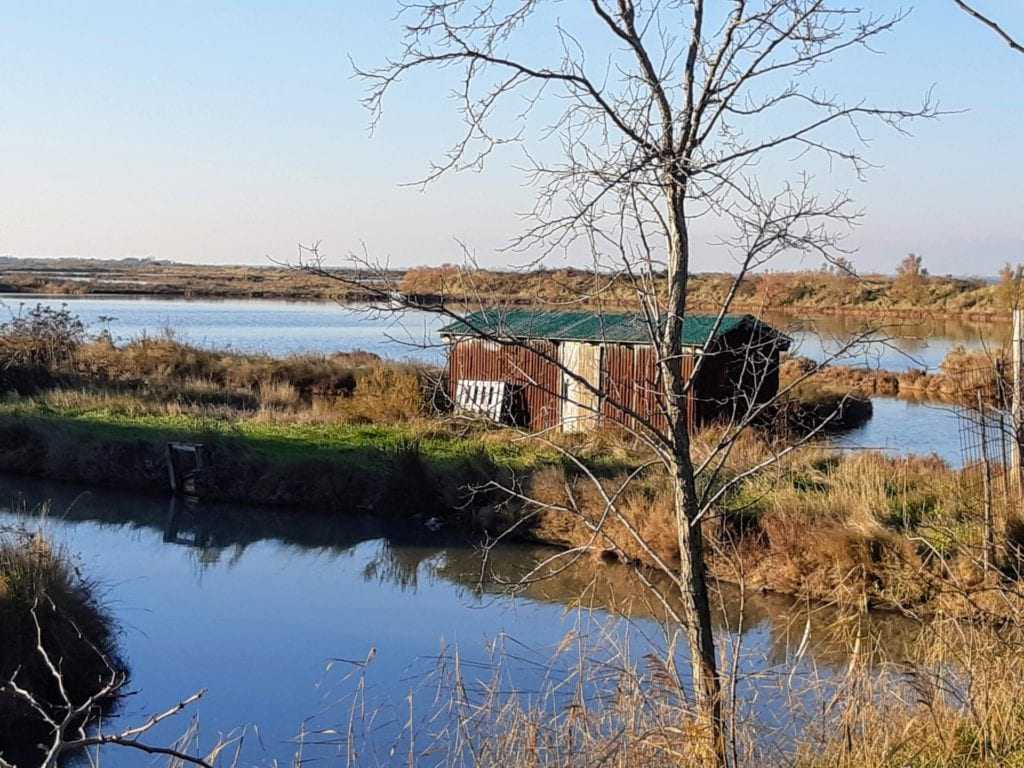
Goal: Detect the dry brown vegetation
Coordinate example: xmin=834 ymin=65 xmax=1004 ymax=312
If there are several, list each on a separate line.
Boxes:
xmin=399 ymin=266 xmax=1017 ymax=320
xmin=0 ymin=529 xmax=125 ymax=767
xmin=2 ymin=258 xmax=1019 ymax=321
xmin=2 ymin=327 xmax=435 ymax=426
xmin=520 ymin=432 xmax=1023 ymax=619
xmin=411 ymin=601 xmax=1024 ymax=768
xmin=781 ymin=345 xmax=1006 ymax=404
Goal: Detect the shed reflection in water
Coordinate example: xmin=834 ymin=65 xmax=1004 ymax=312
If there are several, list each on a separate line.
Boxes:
xmin=0 ymin=474 xmax=920 ymax=764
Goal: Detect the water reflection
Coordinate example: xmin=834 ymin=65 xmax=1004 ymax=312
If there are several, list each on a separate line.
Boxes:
xmin=772 ymin=312 xmax=1006 ymax=373
xmin=0 ymin=475 xmax=925 ymax=692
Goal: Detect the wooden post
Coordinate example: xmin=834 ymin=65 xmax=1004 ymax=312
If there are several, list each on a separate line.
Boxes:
xmin=1013 ymin=309 xmax=1024 ymax=501
xmin=998 ymin=409 xmax=1010 ymax=562
xmin=979 ymin=392 xmax=996 ymax=573
xmin=166 ymin=442 xmax=205 ymax=497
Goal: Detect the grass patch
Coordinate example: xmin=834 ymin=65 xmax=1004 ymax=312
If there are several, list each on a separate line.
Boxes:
xmin=0 ymin=399 xmax=560 ymax=471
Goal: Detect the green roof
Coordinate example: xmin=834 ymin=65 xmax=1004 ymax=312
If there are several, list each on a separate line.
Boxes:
xmin=439 ymin=309 xmax=788 ymax=348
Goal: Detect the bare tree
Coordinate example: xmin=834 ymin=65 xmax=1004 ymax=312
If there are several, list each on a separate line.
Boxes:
xmin=953 ymin=0 xmax=1024 ymax=55
xmin=290 ymin=3 xmax=937 ymax=762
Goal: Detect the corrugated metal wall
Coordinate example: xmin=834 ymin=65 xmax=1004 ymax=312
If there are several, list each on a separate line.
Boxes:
xmin=601 ymin=344 xmax=696 ymax=436
xmin=448 ymin=338 xmax=562 ymax=431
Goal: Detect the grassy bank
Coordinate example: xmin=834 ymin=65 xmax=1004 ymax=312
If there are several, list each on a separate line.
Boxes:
xmin=3 ymin=391 xmax=1005 ymax=619
xmin=0 ymin=530 xmax=125 ymax=766
xmin=0 ymin=319 xmax=855 ymax=516
xmin=0 ymin=398 xmax=587 ymax=515
xmin=521 ymin=432 xmax=1023 ymax=618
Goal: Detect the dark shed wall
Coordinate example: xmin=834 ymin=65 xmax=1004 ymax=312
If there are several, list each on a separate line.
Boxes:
xmin=691 ymin=331 xmax=784 ymax=423
xmin=448 ymin=338 xmax=562 ymax=431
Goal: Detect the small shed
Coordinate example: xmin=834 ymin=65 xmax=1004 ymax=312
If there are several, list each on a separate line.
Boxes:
xmin=439 ymin=309 xmax=791 ymax=433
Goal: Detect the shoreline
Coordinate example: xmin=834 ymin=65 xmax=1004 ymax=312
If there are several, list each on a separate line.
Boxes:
xmin=1 ymin=261 xmax=1014 ymax=324
xmin=3 ymin=287 xmax=1012 ymax=324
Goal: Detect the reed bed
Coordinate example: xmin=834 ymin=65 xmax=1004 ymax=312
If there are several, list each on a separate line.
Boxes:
xmin=523 ymin=429 xmax=1022 ymax=618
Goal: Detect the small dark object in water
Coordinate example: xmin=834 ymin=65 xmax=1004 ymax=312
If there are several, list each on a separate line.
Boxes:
xmin=167 ymin=442 xmax=205 ymax=497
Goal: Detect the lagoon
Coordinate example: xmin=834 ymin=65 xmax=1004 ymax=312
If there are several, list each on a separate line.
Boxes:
xmin=0 ymin=473 xmax=916 ymax=766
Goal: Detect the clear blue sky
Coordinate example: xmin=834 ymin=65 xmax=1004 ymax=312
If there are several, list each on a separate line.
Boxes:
xmin=1 ymin=1 xmax=1021 ymax=275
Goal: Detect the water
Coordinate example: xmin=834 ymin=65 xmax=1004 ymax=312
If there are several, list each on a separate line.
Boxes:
xmin=832 ymin=397 xmax=964 ymax=465
xmin=2 ymin=295 xmax=1005 ymax=372
xmin=775 ymin=313 xmax=1005 ymax=373
xmin=0 ymin=474 xmax=917 ymax=766
xmin=0 ymin=295 xmax=447 ymax=363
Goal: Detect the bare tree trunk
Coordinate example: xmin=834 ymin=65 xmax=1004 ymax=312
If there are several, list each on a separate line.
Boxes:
xmin=663 ymin=181 xmax=724 ymax=762
xmin=673 ymin=459 xmax=725 ymax=761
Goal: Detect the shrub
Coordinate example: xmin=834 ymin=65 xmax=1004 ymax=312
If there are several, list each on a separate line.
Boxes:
xmin=0 ymin=303 xmax=85 ymax=368
xmin=0 ymin=530 xmax=126 ymax=765
xmin=895 ymin=252 xmax=928 ymax=288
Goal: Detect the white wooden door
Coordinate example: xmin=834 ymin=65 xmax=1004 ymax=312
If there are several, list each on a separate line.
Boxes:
xmin=560 ymin=342 xmax=601 ymax=432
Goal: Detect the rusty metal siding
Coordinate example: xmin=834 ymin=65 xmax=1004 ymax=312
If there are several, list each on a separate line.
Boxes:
xmin=601 ymin=343 xmax=636 ymax=429
xmin=450 ymin=336 xmax=720 ymax=436
xmin=448 ymin=338 xmax=561 ymax=431
xmin=600 ymin=344 xmax=696 ymax=436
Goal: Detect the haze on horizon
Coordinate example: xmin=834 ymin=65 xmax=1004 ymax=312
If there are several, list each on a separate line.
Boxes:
xmin=2 ymin=1 xmax=1021 ymax=276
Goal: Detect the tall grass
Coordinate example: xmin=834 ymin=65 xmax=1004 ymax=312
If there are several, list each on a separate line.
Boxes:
xmin=2 ymin=331 xmax=436 ymax=425
xmin=522 ymin=435 xmax=1019 ymax=617
xmin=0 ymin=527 xmax=125 ymax=766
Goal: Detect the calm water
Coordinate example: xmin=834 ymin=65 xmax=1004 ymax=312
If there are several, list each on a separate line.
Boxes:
xmin=0 ymin=474 xmax=917 ymax=766
xmin=832 ymin=397 xmax=964 ymax=465
xmin=774 ymin=313 xmax=1004 ymax=373
xmin=0 ymin=295 xmax=448 ymax=363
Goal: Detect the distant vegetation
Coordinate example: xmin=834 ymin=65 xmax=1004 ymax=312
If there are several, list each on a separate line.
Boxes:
xmin=0 ymin=256 xmax=377 ymax=300
xmin=400 ymin=263 xmax=1022 ymax=320
xmin=2 ymin=256 xmax=1023 ymax=320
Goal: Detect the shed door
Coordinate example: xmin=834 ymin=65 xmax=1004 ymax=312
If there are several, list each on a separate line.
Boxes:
xmin=560 ymin=342 xmax=601 ymax=432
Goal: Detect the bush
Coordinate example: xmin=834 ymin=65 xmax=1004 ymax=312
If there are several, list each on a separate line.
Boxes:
xmin=0 ymin=530 xmax=126 ymax=766
xmin=0 ymin=303 xmax=85 ymax=368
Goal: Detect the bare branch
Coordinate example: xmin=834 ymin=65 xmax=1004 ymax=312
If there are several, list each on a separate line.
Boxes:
xmin=953 ymin=0 xmax=1024 ymax=55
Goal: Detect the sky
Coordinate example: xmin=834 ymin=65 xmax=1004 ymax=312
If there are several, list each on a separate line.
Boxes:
xmin=0 ymin=1 xmax=1021 ymax=275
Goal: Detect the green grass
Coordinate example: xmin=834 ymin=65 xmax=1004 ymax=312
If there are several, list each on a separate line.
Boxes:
xmin=0 ymin=399 xmax=562 ymax=472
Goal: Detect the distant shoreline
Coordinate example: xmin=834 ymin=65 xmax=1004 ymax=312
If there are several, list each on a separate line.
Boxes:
xmin=0 ymin=258 xmax=1016 ymax=323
